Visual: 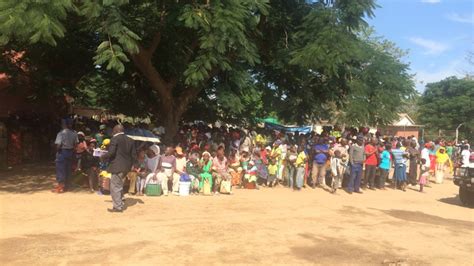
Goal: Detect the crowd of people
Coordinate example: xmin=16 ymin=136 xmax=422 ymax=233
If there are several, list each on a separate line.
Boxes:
xmin=52 ymin=118 xmax=472 ymax=212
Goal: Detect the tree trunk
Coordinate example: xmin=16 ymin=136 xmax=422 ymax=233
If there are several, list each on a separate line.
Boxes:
xmin=159 ymin=103 xmax=181 ymax=145
xmin=130 ymin=41 xmax=210 ymax=144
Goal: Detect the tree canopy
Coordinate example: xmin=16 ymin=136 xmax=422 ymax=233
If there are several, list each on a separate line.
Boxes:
xmin=418 ymin=76 xmax=473 ymax=141
xmin=1 ymin=0 xmax=415 ymax=141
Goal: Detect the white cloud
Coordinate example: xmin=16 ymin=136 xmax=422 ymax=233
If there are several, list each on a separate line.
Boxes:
xmin=408 ymin=37 xmax=449 ymax=55
xmin=421 ymin=0 xmax=441 ymax=3
xmin=414 ymin=59 xmax=467 ymax=92
xmin=446 ymin=13 xmax=474 ymax=24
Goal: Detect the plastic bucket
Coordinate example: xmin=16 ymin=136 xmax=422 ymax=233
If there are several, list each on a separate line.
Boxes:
xmin=179 ymin=182 xmax=191 ymax=196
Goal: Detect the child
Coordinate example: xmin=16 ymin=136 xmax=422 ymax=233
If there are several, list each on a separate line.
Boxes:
xmin=419 ymin=158 xmax=429 ymax=192
xmin=267 ymin=158 xmax=278 ymax=187
xmin=330 ymin=150 xmax=342 ymax=193
xmin=82 ymin=139 xmax=99 ymax=192
xmin=133 ymin=149 xmax=148 ymax=196
xmin=244 ymin=160 xmax=258 ymax=189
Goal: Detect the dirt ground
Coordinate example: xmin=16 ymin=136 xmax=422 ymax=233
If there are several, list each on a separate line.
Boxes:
xmin=0 ymin=164 xmax=473 ymax=265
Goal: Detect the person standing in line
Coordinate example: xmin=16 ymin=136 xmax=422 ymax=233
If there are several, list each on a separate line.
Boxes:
xmin=378 ymin=144 xmax=391 ymax=189
xmin=101 ymin=125 xmax=136 ymax=213
xmin=347 ymin=137 xmax=365 ymax=194
xmin=311 ymin=138 xmax=330 ymax=189
xmin=364 ymin=138 xmax=378 ymax=190
xmin=294 ymin=145 xmax=307 ymax=191
xmin=270 ymin=140 xmax=282 ymax=183
xmin=391 ymin=143 xmax=408 ymax=191
xmin=53 ymin=118 xmax=78 ymax=193
xmin=286 ymin=145 xmax=298 ymax=189
xmin=407 ymin=141 xmax=420 ymax=186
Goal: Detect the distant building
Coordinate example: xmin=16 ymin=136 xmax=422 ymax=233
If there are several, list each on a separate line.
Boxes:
xmin=379 ymin=113 xmax=424 ymax=139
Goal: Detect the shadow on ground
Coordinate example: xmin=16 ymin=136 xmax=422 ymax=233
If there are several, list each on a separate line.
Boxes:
xmin=290 ymin=233 xmax=423 ymax=265
xmin=0 ymin=232 xmax=152 ymax=264
xmin=0 ymin=163 xmax=91 ymax=194
xmin=437 ymin=195 xmax=469 ymax=208
xmin=124 ymin=198 xmax=145 ymax=209
xmin=372 ymin=208 xmax=474 ymax=232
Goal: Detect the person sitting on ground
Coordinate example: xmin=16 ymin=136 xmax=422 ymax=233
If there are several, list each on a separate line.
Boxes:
xmin=173 ymin=146 xmax=187 ymax=195
xmin=144 ymin=145 xmax=161 ymax=194
xmin=244 ymin=159 xmax=258 ymax=189
xmin=186 ymin=151 xmax=201 ymax=194
xmin=199 ymin=151 xmax=213 ymax=195
xmin=128 ymin=148 xmax=147 ymax=196
xmin=229 ymin=149 xmax=242 ymax=186
xmin=158 ymin=146 xmax=177 ymax=196
xmin=212 ymin=146 xmax=231 ymax=194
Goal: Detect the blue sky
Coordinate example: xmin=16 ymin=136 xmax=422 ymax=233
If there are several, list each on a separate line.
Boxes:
xmin=368 ymin=0 xmax=473 ymax=92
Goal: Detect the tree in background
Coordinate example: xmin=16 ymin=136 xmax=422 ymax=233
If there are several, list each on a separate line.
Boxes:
xmin=418 ymin=77 xmax=473 ymax=142
xmin=1 ymin=0 xmax=415 ymax=141
xmin=331 ymin=29 xmax=415 ymax=127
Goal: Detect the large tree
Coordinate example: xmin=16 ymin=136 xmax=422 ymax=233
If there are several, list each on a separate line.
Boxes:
xmin=418 ymin=76 xmax=473 ymax=141
xmin=1 ymin=0 xmax=414 ymax=141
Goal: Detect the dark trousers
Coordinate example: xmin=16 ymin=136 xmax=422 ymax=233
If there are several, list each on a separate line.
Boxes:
xmin=55 ymin=149 xmax=74 ymax=184
xmin=111 ymin=172 xmax=125 ymax=210
xmin=348 ymin=163 xmax=363 ymax=192
xmin=365 ymin=165 xmax=377 ymax=188
xmin=378 ymin=169 xmax=389 ymax=188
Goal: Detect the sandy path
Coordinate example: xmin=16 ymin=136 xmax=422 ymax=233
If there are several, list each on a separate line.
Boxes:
xmin=0 ymin=165 xmax=473 ymax=265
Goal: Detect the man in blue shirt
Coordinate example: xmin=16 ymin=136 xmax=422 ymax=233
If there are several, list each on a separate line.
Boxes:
xmin=53 ymin=118 xmax=78 ymax=193
xmin=311 ymin=137 xmax=329 ymax=189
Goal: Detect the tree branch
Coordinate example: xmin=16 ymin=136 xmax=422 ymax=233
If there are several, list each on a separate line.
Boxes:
xmin=130 ymin=44 xmax=171 ymax=101
xmin=146 ymin=8 xmax=166 ymax=56
xmin=146 ymin=31 xmax=161 ymax=56
xmin=176 ymin=67 xmax=220 ymax=115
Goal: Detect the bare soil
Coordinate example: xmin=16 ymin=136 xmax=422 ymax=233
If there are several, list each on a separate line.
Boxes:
xmin=0 ymin=164 xmax=473 ymax=265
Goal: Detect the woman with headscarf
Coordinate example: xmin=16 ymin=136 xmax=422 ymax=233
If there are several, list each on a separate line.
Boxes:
xmin=144 ymin=145 xmax=161 ymax=189
xmin=199 ymin=151 xmax=213 ymax=194
xmin=435 ymin=147 xmax=452 ymax=184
